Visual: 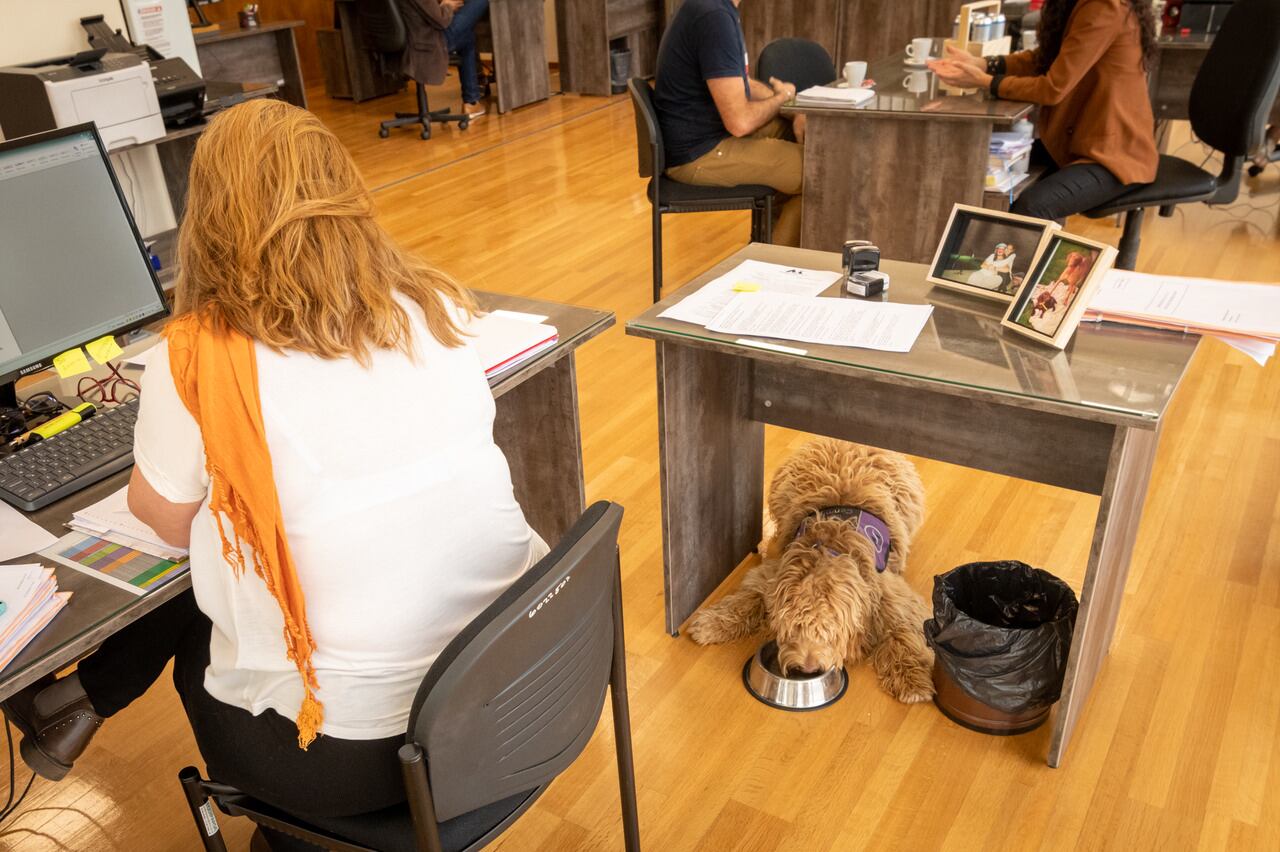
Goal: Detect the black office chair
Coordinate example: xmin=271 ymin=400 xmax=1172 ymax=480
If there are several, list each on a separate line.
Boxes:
xmin=178 ymin=502 xmax=640 ymax=852
xmin=359 ymin=0 xmax=469 ymax=140
xmin=755 ymin=38 xmax=836 ymax=93
xmin=628 ymin=77 xmax=775 ymax=303
xmin=1083 ymin=0 xmax=1280 ymax=269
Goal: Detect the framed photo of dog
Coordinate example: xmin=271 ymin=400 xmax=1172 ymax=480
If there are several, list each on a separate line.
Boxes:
xmin=1001 ymin=232 xmax=1117 ymax=349
xmin=926 ymin=205 xmax=1058 ymax=302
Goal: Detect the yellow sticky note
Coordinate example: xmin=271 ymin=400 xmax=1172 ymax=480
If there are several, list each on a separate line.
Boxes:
xmin=53 ymin=348 xmax=92 ymax=379
xmin=86 ymin=335 xmax=124 ymax=365
xmin=732 ymin=281 xmax=762 ymax=292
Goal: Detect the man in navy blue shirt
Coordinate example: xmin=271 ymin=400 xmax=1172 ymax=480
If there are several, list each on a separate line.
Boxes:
xmin=654 ymin=0 xmax=804 ymax=245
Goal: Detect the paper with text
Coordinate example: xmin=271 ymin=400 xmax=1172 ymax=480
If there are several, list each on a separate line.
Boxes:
xmin=1089 ymin=270 xmax=1280 ymax=339
xmin=707 ymin=293 xmax=933 ymax=353
xmin=659 ymin=260 xmax=842 ymax=326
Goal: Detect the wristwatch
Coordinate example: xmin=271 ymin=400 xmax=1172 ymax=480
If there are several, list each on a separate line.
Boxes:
xmin=985 ymin=56 xmax=1007 ymax=75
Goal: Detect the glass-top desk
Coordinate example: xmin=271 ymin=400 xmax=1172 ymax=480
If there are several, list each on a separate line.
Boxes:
xmin=784 ymin=40 xmax=1035 ymax=262
xmin=0 ymin=291 xmax=612 ymax=704
xmin=626 ymin=243 xmax=1200 ymax=768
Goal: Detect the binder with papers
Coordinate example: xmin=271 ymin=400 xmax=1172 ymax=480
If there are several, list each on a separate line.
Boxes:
xmin=470 ymin=311 xmax=560 ymax=378
xmin=793 ymin=85 xmax=876 ymax=108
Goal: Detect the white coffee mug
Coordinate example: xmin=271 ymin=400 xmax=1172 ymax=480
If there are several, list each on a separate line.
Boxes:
xmin=902 ymin=70 xmax=929 ymax=94
xmin=844 ymin=60 xmax=868 ymax=87
xmin=905 ymin=37 xmax=933 ymax=63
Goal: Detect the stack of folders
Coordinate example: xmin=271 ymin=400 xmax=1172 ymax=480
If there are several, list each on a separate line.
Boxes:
xmin=988 ymin=131 xmax=1033 ymax=192
xmin=471 ymin=311 xmax=559 ymax=378
xmin=0 ymin=564 xmax=70 ymax=670
xmin=69 ymin=487 xmax=187 ymax=561
xmin=793 ymin=85 xmax=876 ymax=108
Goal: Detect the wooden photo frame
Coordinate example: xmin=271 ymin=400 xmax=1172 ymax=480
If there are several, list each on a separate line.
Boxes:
xmin=1001 ymin=232 xmax=1117 ymax=349
xmin=926 ymin=204 xmax=1058 ymax=303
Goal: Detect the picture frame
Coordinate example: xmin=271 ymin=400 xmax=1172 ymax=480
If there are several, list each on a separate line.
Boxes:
xmin=926 ymin=204 xmax=1058 ymax=303
xmin=1001 ymin=232 xmax=1117 ymax=349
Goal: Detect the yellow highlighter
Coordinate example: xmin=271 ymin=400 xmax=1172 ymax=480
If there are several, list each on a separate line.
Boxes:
xmin=732 ymin=281 xmax=762 ymax=292
xmin=10 ymin=403 xmax=97 ymax=449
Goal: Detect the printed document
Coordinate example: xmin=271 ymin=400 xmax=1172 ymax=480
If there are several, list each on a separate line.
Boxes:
xmin=707 ymin=293 xmax=933 ymax=353
xmin=0 ymin=501 xmax=57 ymax=562
xmin=1090 ymin=270 xmax=1280 ymax=339
xmin=659 ymin=260 xmax=842 ymax=326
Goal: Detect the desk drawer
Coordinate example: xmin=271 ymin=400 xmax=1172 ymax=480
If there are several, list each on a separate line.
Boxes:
xmin=608 ymin=0 xmax=659 ymax=38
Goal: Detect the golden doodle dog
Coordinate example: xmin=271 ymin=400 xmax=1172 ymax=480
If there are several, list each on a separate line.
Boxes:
xmin=688 ymin=438 xmax=935 ymax=703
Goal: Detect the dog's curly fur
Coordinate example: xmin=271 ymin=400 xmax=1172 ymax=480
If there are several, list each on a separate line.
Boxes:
xmin=688 ymin=438 xmax=935 ymax=704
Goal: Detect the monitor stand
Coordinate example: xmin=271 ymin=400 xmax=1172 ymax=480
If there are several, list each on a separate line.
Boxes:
xmin=0 ymin=381 xmax=16 ymax=411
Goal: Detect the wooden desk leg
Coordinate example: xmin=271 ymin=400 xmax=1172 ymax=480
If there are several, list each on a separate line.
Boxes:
xmin=489 ymin=0 xmax=551 ymax=113
xmin=275 ymin=28 xmax=308 ymax=108
xmin=493 ymin=356 xmax=586 ymax=546
xmin=656 ymin=343 xmax=764 ymax=636
xmin=1048 ymin=425 xmax=1161 ymax=767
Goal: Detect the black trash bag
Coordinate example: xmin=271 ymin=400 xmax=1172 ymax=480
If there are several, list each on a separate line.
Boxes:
xmin=924 ymin=561 xmax=1079 ymax=714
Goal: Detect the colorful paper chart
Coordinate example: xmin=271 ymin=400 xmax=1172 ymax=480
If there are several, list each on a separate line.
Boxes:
xmin=42 ymin=533 xmax=189 ymax=596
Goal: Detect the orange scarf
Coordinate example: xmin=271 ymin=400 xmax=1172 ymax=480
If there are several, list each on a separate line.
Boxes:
xmin=165 ymin=313 xmax=323 ymax=749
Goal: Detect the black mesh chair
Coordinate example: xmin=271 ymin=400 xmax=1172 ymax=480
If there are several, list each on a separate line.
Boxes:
xmin=178 ymin=502 xmax=639 ymax=852
xmin=360 ymin=0 xmax=469 ymax=140
xmin=755 ymin=38 xmax=836 ymax=93
xmin=1083 ymin=0 xmax=1280 ymax=269
xmin=628 ymin=77 xmax=774 ymax=303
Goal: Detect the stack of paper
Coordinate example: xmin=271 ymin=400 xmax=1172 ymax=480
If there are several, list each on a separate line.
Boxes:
xmin=707 ymin=292 xmax=934 ymax=353
xmin=0 ymin=501 xmax=57 ymax=562
xmin=1085 ymin=270 xmax=1280 ymax=366
xmin=69 ymin=486 xmax=187 ymax=561
xmin=470 ymin=311 xmax=559 ymax=378
xmin=794 ymin=85 xmax=876 ymax=108
xmin=988 ymin=131 xmax=1033 ymax=192
xmin=659 ymin=260 xmax=843 ymax=326
xmin=0 ymin=564 xmax=70 ymax=670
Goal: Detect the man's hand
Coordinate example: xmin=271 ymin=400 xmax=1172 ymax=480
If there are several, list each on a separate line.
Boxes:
xmin=768 ymin=76 xmax=797 ymax=100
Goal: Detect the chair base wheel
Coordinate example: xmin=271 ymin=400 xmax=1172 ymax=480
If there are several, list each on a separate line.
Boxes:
xmin=459 ymin=118 xmax=470 ymax=131
xmin=420 ymin=128 xmax=431 ymax=140
xmin=378 ymin=128 xmax=390 ymax=138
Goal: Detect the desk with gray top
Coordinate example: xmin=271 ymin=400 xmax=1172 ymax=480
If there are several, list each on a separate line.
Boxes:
xmin=784 ymin=42 xmax=1033 ymax=262
xmin=0 ymin=292 xmax=613 ymax=704
xmin=626 ymin=243 xmax=1199 ymax=767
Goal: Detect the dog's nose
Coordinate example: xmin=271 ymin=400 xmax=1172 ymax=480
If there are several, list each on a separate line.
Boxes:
xmin=796 ymin=655 xmax=826 ymax=675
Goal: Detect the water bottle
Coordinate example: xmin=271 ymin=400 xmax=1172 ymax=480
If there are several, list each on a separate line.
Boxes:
xmin=992 ymin=13 xmax=1007 ymax=39
xmin=975 ymin=14 xmax=993 ymax=43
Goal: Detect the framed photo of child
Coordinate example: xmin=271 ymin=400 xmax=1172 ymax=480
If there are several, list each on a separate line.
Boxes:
xmin=1001 ymin=232 xmax=1117 ymax=349
xmin=926 ymin=205 xmax=1058 ymax=303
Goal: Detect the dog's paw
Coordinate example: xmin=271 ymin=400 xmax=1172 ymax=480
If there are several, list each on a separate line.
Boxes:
xmin=686 ymin=610 xmax=729 ymax=645
xmin=892 ymin=681 xmax=935 ymax=704
xmin=880 ymin=661 xmax=936 ymax=704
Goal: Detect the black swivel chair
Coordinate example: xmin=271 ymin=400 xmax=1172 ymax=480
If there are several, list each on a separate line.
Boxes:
xmin=628 ymin=77 xmax=775 ymax=303
xmin=179 ymin=502 xmax=640 ymax=852
xmin=1083 ymin=0 xmax=1280 ymax=269
xmin=359 ymin=0 xmax=470 ymax=140
xmin=755 ymin=38 xmax=836 ymax=93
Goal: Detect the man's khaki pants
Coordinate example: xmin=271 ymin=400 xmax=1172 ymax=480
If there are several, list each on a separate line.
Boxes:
xmin=665 ymin=118 xmax=803 ymax=246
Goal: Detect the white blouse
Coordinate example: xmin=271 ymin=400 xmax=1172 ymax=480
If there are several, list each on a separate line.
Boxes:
xmin=133 ymin=301 xmax=547 ymax=740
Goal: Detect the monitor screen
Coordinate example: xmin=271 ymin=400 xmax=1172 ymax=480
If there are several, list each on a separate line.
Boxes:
xmin=0 ymin=124 xmax=168 ymax=386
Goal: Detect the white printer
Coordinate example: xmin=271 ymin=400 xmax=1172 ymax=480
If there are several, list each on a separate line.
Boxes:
xmin=0 ymin=50 xmax=164 ymax=149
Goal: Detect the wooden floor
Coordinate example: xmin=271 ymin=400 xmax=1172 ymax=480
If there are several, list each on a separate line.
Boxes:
xmin=3 ymin=75 xmax=1280 ymax=851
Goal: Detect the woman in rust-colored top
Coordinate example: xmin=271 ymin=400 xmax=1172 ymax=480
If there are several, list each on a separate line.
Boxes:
xmin=929 ymin=0 xmax=1158 ymax=222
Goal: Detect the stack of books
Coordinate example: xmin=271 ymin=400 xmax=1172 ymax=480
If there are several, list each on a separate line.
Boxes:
xmin=988 ymin=131 xmax=1033 ymax=192
xmin=0 ymin=564 xmax=70 ymax=670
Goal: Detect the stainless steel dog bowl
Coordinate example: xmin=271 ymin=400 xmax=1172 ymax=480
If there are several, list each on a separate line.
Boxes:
xmin=743 ymin=641 xmax=848 ymax=711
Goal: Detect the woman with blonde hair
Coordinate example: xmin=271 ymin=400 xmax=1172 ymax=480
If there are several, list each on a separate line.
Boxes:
xmin=1 ymin=99 xmax=546 ymax=826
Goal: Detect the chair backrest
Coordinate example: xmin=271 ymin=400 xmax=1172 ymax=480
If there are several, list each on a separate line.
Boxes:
xmin=1190 ymin=0 xmax=1280 ymax=157
xmin=756 ymin=38 xmax=836 ymax=95
xmin=627 ymin=77 xmax=662 ymax=179
xmin=407 ymin=502 xmax=625 ymax=823
xmin=356 ymin=0 xmax=408 ymax=55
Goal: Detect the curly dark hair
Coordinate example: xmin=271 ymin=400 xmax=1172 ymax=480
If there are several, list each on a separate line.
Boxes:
xmin=1035 ymin=0 xmax=1157 ymax=74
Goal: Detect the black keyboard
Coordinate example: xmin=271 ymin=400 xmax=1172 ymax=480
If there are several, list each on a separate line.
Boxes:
xmin=0 ymin=399 xmax=138 ymax=512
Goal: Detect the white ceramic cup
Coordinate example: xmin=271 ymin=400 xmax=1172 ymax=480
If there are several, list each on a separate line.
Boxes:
xmin=844 ymin=60 xmax=868 ymax=87
xmin=905 ymin=37 xmax=933 ymax=63
xmin=902 ymin=70 xmax=929 ymax=94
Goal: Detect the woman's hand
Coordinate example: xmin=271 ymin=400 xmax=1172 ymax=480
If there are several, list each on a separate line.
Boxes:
xmin=927 ymin=59 xmax=993 ymax=90
xmin=943 ymin=43 xmax=986 ymax=69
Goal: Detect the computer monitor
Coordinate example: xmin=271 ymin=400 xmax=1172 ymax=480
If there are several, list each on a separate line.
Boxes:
xmin=0 ymin=123 xmax=169 ymax=409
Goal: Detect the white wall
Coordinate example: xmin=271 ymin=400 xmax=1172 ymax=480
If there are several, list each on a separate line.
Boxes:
xmin=0 ymin=0 xmax=128 ymax=66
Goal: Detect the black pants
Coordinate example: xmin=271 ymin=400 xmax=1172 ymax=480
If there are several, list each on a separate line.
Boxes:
xmin=77 ymin=591 xmax=405 ymax=819
xmin=1011 ymin=141 xmax=1131 ymax=223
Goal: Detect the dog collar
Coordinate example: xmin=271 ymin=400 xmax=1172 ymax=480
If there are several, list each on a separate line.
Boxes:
xmin=794 ymin=506 xmax=892 ymax=573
